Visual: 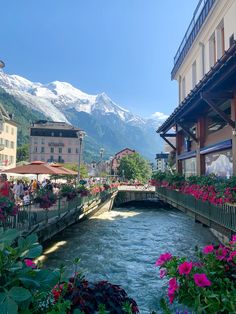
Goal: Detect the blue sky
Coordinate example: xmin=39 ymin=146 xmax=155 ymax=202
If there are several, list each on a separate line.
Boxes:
xmin=1 ymin=0 xmax=198 ymax=117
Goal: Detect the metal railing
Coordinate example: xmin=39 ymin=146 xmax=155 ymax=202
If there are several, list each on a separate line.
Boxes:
xmin=157 ymin=187 xmax=236 ymax=232
xmin=171 ymin=0 xmax=216 ymax=79
xmin=2 ymin=189 xmax=117 ymax=232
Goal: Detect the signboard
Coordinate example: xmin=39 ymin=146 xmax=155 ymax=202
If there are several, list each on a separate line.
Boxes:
xmin=48 ymin=142 xmax=64 ymax=147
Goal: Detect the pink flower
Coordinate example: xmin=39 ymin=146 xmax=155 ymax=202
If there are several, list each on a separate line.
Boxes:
xmin=160 ymin=269 xmax=167 ymax=278
xmin=231 ymin=235 xmax=236 ymax=243
xmin=203 ymin=245 xmax=214 ymax=254
xmin=193 ymin=273 xmax=211 ymax=287
xmin=155 ymin=253 xmax=172 ymax=267
xmin=227 ymin=251 xmax=236 ymax=263
xmin=24 ymin=259 xmax=36 ymax=269
xmin=168 ymin=278 xmax=178 ymax=304
xmin=215 ymin=246 xmax=228 ymax=261
xmin=178 ymin=261 xmax=193 ymax=275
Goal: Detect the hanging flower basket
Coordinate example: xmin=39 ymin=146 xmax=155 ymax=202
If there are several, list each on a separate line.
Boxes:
xmin=34 ymin=189 xmax=57 ymax=209
xmin=0 ymin=197 xmax=18 ymax=223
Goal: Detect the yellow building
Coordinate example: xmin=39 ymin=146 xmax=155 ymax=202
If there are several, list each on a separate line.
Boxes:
xmin=0 ymin=103 xmax=17 ymax=170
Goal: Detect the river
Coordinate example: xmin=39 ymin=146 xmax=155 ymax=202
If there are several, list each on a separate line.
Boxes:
xmin=42 ymin=203 xmax=217 ymax=313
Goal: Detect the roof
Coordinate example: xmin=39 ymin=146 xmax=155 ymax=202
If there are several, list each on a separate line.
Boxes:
xmin=157 ymin=41 xmax=236 ymax=134
xmin=114 ymin=148 xmax=136 ymax=157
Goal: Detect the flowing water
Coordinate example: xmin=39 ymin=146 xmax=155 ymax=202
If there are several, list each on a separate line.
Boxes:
xmin=42 ymin=203 xmax=217 ymax=313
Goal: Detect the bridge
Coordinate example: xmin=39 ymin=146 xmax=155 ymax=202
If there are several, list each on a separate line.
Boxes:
xmin=116 ymin=185 xmax=156 ymax=205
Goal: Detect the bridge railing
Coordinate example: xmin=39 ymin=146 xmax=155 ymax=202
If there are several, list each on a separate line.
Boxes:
xmin=156 ymin=187 xmax=236 ymax=232
xmin=2 ymin=189 xmax=117 ymax=232
xmin=118 ymin=185 xmax=155 ymax=192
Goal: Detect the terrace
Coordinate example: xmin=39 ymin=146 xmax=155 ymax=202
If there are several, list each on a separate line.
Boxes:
xmin=171 ymin=0 xmax=216 ymax=79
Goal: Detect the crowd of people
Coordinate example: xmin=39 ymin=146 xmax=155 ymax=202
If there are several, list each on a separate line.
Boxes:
xmin=0 ymin=174 xmax=60 ymax=206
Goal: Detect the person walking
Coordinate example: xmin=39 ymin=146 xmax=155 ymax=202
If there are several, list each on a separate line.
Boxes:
xmin=0 ymin=174 xmax=11 ymax=198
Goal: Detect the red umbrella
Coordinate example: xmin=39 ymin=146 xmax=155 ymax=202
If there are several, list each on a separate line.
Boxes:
xmin=3 ymin=161 xmax=70 ymax=176
xmin=50 ymin=163 xmax=78 ymax=175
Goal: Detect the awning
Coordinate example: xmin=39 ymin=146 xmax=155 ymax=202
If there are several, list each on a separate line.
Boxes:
xmin=200 ymin=139 xmax=232 ymax=155
xmin=178 ymin=150 xmax=197 ymax=160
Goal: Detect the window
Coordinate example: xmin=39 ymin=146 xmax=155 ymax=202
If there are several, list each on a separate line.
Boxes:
xmin=41 ymin=147 xmax=45 ymax=153
xmin=50 ymin=156 xmax=54 ymax=162
xmin=6 ymin=125 xmax=9 ymax=133
xmin=10 ymin=141 xmax=14 ymax=149
xmin=5 ymin=140 xmax=9 ymax=148
xmin=199 ymin=42 xmax=205 ymax=77
xmin=206 ymin=100 xmax=231 ymax=134
xmin=10 ymin=156 xmax=14 ymax=164
xmin=59 ymin=147 xmax=62 ymax=153
xmin=68 ymin=148 xmax=71 ymax=153
xmin=76 ymin=148 xmax=79 ymax=154
xmin=50 ymin=147 xmax=54 ymax=153
xmin=34 ymin=138 xmax=38 ymax=144
xmin=192 ymin=61 xmax=197 ymax=88
xmin=182 ymin=77 xmax=186 ymax=100
xmin=59 ymin=132 xmax=62 ymax=137
xmin=229 ymin=34 xmax=234 ymax=47
xmin=209 ymin=33 xmax=216 ymax=67
xmin=58 ymin=156 xmax=62 ymax=163
xmin=216 ymin=20 xmax=225 ymax=59
xmin=51 ymin=132 xmax=54 ymax=137
xmin=34 ymin=146 xmax=38 ymax=153
xmin=11 ymin=128 xmax=14 ymax=135
xmin=41 ymin=138 xmax=45 ymax=144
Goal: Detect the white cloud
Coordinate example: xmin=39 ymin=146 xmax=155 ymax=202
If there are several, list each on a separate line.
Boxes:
xmin=151 ymin=111 xmax=169 ymax=120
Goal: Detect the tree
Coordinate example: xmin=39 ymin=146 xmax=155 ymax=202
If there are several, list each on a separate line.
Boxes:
xmin=63 ymin=163 xmax=88 ymax=178
xmin=118 ymin=152 xmax=152 ymax=183
xmin=17 ymin=144 xmax=29 ymax=162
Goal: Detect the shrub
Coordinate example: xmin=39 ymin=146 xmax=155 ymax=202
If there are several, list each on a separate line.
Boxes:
xmin=156 ymin=235 xmax=236 ymax=313
xmin=0 ymin=196 xmax=18 ymax=223
xmin=60 ymin=184 xmax=77 ymax=201
xmin=0 ymin=229 xmax=60 ymax=313
xmin=34 ymin=189 xmax=57 ymax=209
xmin=63 ymin=278 xmax=139 ymax=313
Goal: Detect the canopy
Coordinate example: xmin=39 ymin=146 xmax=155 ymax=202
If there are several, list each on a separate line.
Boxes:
xmin=3 ymin=161 xmax=71 ymax=175
xmin=50 ymin=163 xmax=78 ymax=175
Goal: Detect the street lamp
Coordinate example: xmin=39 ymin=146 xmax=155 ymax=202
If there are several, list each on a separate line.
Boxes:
xmin=77 ymin=130 xmax=86 ymax=183
xmin=100 ymin=148 xmax=104 ymax=160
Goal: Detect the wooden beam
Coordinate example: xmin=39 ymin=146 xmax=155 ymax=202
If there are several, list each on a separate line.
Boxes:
xmin=177 ymin=122 xmax=198 ymax=143
xmin=160 ymin=134 xmax=176 ymax=150
xmin=162 ymin=133 xmax=176 ymax=138
xmin=202 ymin=91 xmax=234 ymax=100
xmin=201 ymin=93 xmax=235 ymax=129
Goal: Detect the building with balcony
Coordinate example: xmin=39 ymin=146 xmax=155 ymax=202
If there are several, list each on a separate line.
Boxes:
xmin=157 ymin=0 xmax=236 ymax=177
xmin=0 ymin=103 xmax=17 ymax=170
xmin=30 ymin=121 xmax=82 ymax=164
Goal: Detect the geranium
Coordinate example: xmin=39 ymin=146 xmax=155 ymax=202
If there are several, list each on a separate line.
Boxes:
xmin=178 ymin=261 xmax=192 ymax=275
xmin=203 ymin=245 xmax=214 ymax=254
xmin=215 ymin=246 xmax=228 ymax=261
xmin=24 ymin=259 xmax=36 ymax=269
xmin=155 ymin=252 xmax=172 ymax=266
xmin=193 ymin=274 xmax=211 ymax=287
xmin=0 ymin=197 xmax=18 ymax=223
xmin=168 ymin=278 xmax=178 ymax=304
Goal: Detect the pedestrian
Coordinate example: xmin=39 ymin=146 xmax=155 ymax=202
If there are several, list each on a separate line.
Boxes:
xmin=0 ymin=174 xmax=11 ymax=198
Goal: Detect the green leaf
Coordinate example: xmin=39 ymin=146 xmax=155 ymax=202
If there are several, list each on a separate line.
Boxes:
xmin=20 ymin=244 xmax=42 ymax=259
xmin=34 ymin=269 xmax=59 ymax=290
xmin=18 ymin=276 xmax=41 ymax=289
xmin=0 ymin=229 xmax=19 ymax=245
xmin=0 ymin=297 xmax=18 ymax=314
xmin=9 ymin=287 xmax=31 ymax=302
xmin=0 ymin=292 xmax=7 ymax=304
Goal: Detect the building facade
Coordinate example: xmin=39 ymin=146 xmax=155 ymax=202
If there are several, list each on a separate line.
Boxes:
xmin=111 ymin=148 xmax=135 ymax=175
xmin=158 ymin=0 xmax=236 ymax=177
xmin=0 ymin=103 xmax=17 ymax=170
xmin=30 ymin=121 xmax=81 ymax=164
xmin=156 ymin=153 xmax=169 ymax=172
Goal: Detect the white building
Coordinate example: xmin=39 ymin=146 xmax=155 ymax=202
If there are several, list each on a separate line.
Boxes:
xmin=158 ymin=0 xmax=236 ymax=177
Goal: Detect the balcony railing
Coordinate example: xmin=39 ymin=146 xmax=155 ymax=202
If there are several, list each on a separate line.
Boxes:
xmin=171 ymin=0 xmax=216 ymax=79
xmin=156 ymin=187 xmax=236 ymax=233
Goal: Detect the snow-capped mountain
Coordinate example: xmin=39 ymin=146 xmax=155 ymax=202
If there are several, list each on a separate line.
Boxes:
xmin=0 ymin=72 xmax=168 ymax=160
